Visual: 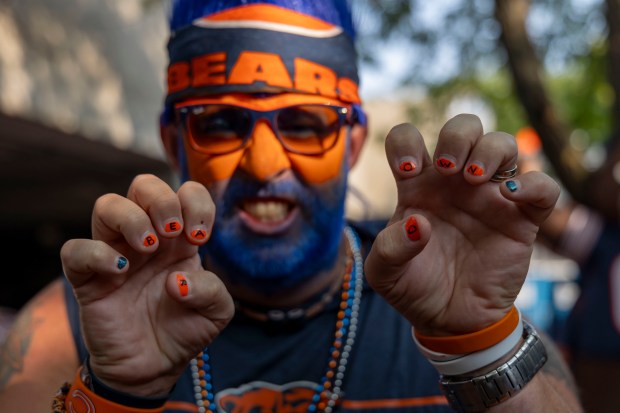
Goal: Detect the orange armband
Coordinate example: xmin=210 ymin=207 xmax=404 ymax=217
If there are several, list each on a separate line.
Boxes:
xmin=413 ymin=306 xmax=520 ymax=354
xmin=61 ymin=367 xmax=166 ymax=413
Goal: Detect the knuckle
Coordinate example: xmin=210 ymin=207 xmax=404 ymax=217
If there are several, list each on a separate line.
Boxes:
xmin=441 ymin=114 xmax=482 ymax=141
xmin=387 ymin=123 xmax=417 ymax=140
xmin=60 ymin=239 xmax=77 ymax=262
xmin=131 ymin=173 xmax=159 ymax=187
xmin=372 ymin=231 xmax=397 ymax=263
xmin=93 ymin=193 xmax=121 ymax=213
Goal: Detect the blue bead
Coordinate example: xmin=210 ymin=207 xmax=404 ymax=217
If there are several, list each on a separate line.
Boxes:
xmin=207 ymin=393 xmax=214 ymax=401
xmin=312 ymin=394 xmax=320 ymax=402
xmin=206 ymin=383 xmax=213 ymax=390
xmin=308 ymin=404 xmax=317 ymax=412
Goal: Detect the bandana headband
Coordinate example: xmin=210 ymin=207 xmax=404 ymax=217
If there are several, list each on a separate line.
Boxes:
xmin=165 ymin=4 xmax=361 ymax=107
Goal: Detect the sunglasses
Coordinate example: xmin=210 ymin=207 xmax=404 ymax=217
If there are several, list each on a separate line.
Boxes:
xmin=176 ymin=103 xmax=351 ymax=156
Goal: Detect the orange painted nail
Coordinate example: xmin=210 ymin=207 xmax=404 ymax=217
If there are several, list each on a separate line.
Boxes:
xmin=164 ymin=220 xmax=182 ymax=233
xmin=176 ymin=273 xmax=189 ymax=297
xmin=190 ymin=227 xmax=208 ymax=243
xmin=466 ymin=162 xmax=485 ymax=176
xmin=405 ymin=217 xmax=421 ymax=241
xmin=400 ymin=161 xmax=416 ymax=172
xmin=436 ymin=155 xmax=456 ymax=169
xmin=143 ymin=233 xmax=158 ymax=247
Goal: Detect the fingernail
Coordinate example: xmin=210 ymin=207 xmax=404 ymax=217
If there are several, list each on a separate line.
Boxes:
xmin=143 ymin=232 xmax=158 ymax=247
xmin=405 ymin=216 xmax=421 ymax=241
xmin=116 ymin=256 xmax=128 ymax=270
xmin=506 ymin=180 xmax=519 ymax=192
xmin=176 ymin=273 xmax=189 ymax=297
xmin=436 ymin=155 xmax=456 ymax=169
xmin=190 ymin=226 xmax=209 ymax=244
xmin=466 ymin=161 xmax=485 ymax=176
xmin=164 ymin=219 xmax=183 ymax=234
xmin=398 ymin=157 xmax=417 ymax=173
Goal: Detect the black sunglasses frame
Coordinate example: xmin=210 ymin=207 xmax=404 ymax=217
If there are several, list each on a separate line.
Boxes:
xmin=176 ymin=103 xmax=351 ymax=156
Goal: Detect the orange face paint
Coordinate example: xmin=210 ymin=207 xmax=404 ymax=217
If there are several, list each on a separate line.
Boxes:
xmin=179 ymin=93 xmax=350 ymax=185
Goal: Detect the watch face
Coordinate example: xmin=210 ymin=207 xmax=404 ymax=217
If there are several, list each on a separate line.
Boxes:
xmin=440 ymin=323 xmax=547 ymax=412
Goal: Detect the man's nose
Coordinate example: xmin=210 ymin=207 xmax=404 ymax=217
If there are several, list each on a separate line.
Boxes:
xmin=238 ymin=120 xmax=291 ymax=181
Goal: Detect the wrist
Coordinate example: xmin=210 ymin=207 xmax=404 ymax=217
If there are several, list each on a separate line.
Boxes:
xmin=89 ymin=358 xmax=176 ymax=398
xmin=86 ymin=358 xmax=171 ymax=408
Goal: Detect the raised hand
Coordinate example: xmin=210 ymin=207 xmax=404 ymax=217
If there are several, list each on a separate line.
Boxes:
xmin=365 ymin=115 xmax=560 ymax=336
xmin=60 ymin=175 xmax=234 ymax=396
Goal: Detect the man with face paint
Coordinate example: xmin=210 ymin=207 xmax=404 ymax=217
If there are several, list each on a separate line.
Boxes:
xmin=0 ymin=2 xmax=583 ymax=413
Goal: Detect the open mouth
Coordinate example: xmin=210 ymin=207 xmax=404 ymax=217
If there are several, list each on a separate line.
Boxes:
xmin=238 ymin=198 xmax=298 ymax=234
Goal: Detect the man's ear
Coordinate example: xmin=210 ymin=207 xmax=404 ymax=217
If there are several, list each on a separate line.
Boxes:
xmin=160 ymin=122 xmax=181 ymax=171
xmin=348 ymin=123 xmax=368 ymax=169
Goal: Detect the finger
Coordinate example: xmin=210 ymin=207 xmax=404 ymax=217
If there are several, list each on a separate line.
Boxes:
xmin=92 ymin=193 xmax=160 ymax=252
xmin=177 ymin=181 xmax=216 ymax=246
xmin=364 ymin=214 xmax=431 ymax=292
xmin=61 ymin=239 xmax=129 ymax=288
xmin=127 ymin=174 xmax=184 ymax=239
xmin=463 ymin=131 xmax=518 ymax=184
xmin=385 ymin=123 xmax=432 ymax=180
xmin=166 ymin=271 xmax=234 ymax=326
xmin=433 ymin=114 xmax=484 ymax=176
xmin=499 ymin=171 xmax=561 ymax=225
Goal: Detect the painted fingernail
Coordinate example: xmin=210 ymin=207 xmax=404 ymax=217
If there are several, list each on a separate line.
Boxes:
xmin=164 ymin=219 xmax=183 ymax=233
xmin=466 ymin=161 xmax=485 ymax=176
xmin=190 ymin=226 xmax=209 ymax=244
xmin=176 ymin=273 xmax=189 ymax=297
xmin=398 ymin=157 xmax=417 ymax=173
xmin=405 ymin=216 xmax=421 ymax=241
xmin=143 ymin=232 xmax=158 ymax=248
xmin=116 ymin=256 xmax=128 ymax=270
xmin=506 ymin=180 xmax=519 ymax=192
xmin=436 ymin=155 xmax=456 ymax=169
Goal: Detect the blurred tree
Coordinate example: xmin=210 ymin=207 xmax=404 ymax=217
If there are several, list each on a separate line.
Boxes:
xmin=358 ymin=0 xmax=620 ymax=219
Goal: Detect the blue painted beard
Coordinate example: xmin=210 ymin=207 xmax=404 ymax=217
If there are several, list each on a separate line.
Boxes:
xmin=202 ymin=171 xmax=347 ymax=295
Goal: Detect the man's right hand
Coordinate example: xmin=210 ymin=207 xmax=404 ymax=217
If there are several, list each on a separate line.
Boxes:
xmin=60 ymin=174 xmax=234 ymax=397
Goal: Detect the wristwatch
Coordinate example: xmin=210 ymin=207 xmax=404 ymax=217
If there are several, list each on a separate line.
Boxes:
xmin=439 ymin=322 xmax=547 ymax=412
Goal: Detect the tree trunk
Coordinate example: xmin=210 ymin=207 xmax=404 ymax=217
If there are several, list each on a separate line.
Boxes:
xmin=494 ymin=0 xmax=590 ymax=205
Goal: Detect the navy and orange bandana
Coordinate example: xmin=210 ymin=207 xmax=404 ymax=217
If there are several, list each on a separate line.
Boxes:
xmin=165 ymin=1 xmax=363 ymax=111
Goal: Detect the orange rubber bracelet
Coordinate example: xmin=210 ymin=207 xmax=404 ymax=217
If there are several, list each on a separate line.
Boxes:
xmin=64 ymin=368 xmax=165 ymax=413
xmin=413 ymin=306 xmax=520 ymax=354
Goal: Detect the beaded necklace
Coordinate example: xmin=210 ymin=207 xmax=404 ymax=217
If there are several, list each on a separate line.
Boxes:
xmin=190 ymin=226 xmax=364 ymax=413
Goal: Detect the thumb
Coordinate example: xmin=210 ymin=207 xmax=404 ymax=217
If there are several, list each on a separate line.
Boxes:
xmin=365 ymin=214 xmax=431 ymax=292
xmin=165 ymin=270 xmax=235 ymax=329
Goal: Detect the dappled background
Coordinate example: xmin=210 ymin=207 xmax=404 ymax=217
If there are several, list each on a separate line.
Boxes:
xmin=2 ymin=1 xmax=620 ymax=409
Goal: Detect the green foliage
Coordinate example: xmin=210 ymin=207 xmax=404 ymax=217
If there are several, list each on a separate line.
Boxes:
xmin=545 ymin=42 xmax=612 ymax=144
xmin=357 ymin=0 xmax=612 ymax=145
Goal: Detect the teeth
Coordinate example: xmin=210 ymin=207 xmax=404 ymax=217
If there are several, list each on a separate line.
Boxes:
xmin=243 ymin=201 xmax=289 ymax=222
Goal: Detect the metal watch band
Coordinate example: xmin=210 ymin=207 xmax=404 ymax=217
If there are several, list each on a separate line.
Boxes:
xmin=439 ymin=322 xmax=547 ymax=412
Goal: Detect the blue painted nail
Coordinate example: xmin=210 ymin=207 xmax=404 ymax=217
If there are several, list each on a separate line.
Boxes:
xmin=505 ymin=180 xmax=518 ymax=192
xmin=117 ymin=256 xmax=128 ymax=270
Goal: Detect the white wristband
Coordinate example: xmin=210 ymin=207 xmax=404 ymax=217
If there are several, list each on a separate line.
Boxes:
xmin=412 ymin=308 xmax=524 ymax=376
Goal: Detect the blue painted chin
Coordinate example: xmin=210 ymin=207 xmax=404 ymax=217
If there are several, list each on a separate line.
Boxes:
xmin=202 ymin=175 xmax=347 ymax=295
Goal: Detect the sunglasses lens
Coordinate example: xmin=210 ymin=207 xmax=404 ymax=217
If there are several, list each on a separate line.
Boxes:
xmin=187 ymin=105 xmax=251 ymax=154
xmin=277 ymin=105 xmax=342 ymax=154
